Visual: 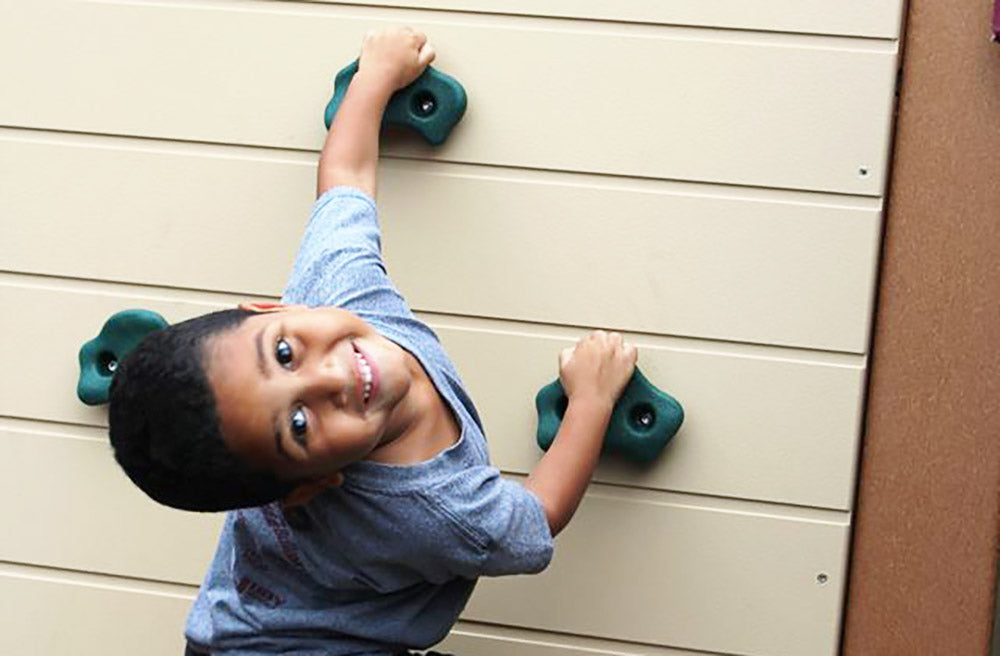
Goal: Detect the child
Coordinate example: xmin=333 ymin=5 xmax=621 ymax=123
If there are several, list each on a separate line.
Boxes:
xmin=108 ymin=28 xmax=637 ymax=656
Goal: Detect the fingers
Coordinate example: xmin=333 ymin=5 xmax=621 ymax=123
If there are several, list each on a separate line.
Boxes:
xmin=623 ymin=341 xmax=638 ymax=366
xmin=365 ymin=26 xmax=428 ymax=51
xmin=409 ymin=28 xmax=434 ymax=67
xmin=571 ymin=329 xmax=634 ymax=358
xmin=359 ymin=27 xmax=434 ymax=87
xmin=581 ymin=329 xmax=624 ymax=347
xmin=559 ymin=347 xmax=574 ymax=369
xmin=418 ymin=41 xmax=436 ymax=67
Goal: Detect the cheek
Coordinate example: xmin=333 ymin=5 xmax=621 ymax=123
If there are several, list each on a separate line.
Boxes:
xmin=316 ymin=307 xmax=368 ymax=334
xmin=314 ymin=417 xmax=379 ymax=461
xmin=380 ymin=344 xmax=410 ymax=384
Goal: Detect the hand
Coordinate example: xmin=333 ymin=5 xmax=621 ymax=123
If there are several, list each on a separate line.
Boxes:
xmin=559 ymin=330 xmax=638 ymax=408
xmin=357 ymin=27 xmax=436 ymax=93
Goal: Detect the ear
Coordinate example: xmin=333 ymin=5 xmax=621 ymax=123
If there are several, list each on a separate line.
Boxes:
xmin=239 ymin=302 xmax=307 ymax=314
xmin=281 ymin=471 xmax=344 ymax=508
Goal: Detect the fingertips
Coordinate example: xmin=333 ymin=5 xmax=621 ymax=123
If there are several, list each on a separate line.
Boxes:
xmin=622 ymin=343 xmax=639 ymax=368
xmin=418 ymin=42 xmax=436 ymax=67
xmin=624 ymin=342 xmax=639 ymax=364
xmin=559 ymin=346 xmax=574 ymax=368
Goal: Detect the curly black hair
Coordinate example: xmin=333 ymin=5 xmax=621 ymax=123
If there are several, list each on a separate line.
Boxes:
xmin=108 ymin=308 xmax=298 ymax=511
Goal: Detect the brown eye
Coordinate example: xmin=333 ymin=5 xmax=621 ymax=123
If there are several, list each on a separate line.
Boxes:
xmin=275 ymin=338 xmax=294 ymax=368
xmin=290 ymin=407 xmax=308 ymax=445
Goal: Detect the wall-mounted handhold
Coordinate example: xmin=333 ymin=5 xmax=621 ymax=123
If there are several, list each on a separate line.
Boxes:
xmin=77 ymin=309 xmax=168 ymax=405
xmin=535 ymin=368 xmax=684 ymax=464
xmin=324 ymin=61 xmax=467 ymax=145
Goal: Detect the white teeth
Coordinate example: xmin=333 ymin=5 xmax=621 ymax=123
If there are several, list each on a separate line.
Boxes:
xmin=355 ymin=351 xmax=373 ymax=403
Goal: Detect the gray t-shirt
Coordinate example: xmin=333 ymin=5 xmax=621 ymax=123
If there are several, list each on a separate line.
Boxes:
xmin=185 ymin=187 xmax=554 ymax=655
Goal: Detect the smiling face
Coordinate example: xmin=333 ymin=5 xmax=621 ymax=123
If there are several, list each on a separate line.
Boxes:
xmin=205 ymin=306 xmax=414 ymax=481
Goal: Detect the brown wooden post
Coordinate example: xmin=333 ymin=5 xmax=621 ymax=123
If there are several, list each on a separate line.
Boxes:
xmin=842 ymin=0 xmax=1000 ymax=653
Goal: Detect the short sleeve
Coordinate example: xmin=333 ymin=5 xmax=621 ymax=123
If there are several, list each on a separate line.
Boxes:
xmin=423 ymin=467 xmax=554 ymax=578
xmin=281 ymin=186 xmax=411 ymax=319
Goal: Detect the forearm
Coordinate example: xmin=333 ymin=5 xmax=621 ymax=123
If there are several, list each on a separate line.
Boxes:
xmin=317 ymin=72 xmax=394 ymax=198
xmin=524 ymin=396 xmax=612 ymax=536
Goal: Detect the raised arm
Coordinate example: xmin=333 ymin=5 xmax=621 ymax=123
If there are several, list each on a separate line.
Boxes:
xmin=524 ymin=331 xmax=637 ymax=536
xmin=317 ymin=28 xmax=436 ymax=198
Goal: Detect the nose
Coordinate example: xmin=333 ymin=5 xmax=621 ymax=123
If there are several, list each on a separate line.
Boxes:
xmin=300 ymin=359 xmax=351 ymax=405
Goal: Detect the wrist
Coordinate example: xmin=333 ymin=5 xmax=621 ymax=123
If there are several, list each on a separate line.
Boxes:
xmin=351 ymin=68 xmax=400 ymax=101
xmin=565 ymin=392 xmax=615 ymax=419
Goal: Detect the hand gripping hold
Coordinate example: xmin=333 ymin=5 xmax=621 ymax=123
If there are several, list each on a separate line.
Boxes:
xmin=535 ymin=368 xmax=684 ymax=463
xmin=324 ymin=61 xmax=467 ymax=146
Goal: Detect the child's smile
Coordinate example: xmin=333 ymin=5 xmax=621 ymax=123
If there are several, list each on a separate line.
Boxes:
xmin=205 ymin=306 xmax=415 ymax=481
xmin=351 ymin=340 xmax=378 ymax=407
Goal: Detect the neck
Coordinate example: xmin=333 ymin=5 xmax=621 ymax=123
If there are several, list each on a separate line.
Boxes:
xmin=370 ymin=352 xmax=457 ymax=464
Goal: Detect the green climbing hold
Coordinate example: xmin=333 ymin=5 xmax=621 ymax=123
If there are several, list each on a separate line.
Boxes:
xmin=324 ymin=61 xmax=467 ymax=146
xmin=535 ymin=368 xmax=684 ymax=463
xmin=77 ymin=309 xmax=168 ymax=406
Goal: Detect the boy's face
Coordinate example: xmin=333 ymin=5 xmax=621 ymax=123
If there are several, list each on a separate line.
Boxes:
xmin=205 ymin=306 xmax=412 ymax=480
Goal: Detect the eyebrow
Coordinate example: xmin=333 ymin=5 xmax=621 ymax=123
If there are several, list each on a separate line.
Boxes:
xmin=254 ymin=327 xmax=267 ymax=377
xmin=255 ymin=327 xmax=291 ymax=461
xmin=274 ymin=425 xmax=289 ymax=460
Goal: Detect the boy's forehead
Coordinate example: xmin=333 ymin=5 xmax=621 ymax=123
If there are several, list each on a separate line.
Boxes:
xmin=209 ymin=313 xmax=271 ymax=363
xmin=206 ymin=319 xmax=265 ymax=387
xmin=205 ymin=319 xmax=277 ymax=467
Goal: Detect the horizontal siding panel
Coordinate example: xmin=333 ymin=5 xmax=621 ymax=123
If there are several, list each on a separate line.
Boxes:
xmin=0 ymin=570 xmax=193 ymax=656
xmin=0 ymin=1 xmax=897 ymax=195
xmin=322 ymin=0 xmax=904 ymax=39
xmin=0 ymin=569 xmax=719 ymax=656
xmin=385 ymin=165 xmax=881 ymax=353
xmin=467 ymin=486 xmax=848 ymax=656
xmin=443 ymin=623 xmax=715 ymax=656
xmin=0 ymin=425 xmax=223 ymax=584
xmin=0 ymin=426 xmax=848 ymax=655
xmin=438 ymin=323 xmax=864 ymax=510
xmin=1 ymin=135 xmax=882 ymax=352
xmin=0 ymin=279 xmax=864 ymax=509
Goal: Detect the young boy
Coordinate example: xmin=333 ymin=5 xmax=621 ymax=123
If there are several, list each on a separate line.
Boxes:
xmin=109 ymin=28 xmax=636 ymax=656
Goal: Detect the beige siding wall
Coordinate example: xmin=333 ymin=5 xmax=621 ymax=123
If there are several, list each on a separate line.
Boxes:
xmin=0 ymin=0 xmax=903 ymax=654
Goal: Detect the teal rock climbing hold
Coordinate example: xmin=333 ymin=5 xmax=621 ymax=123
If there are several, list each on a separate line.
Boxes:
xmin=77 ymin=309 xmax=168 ymax=405
xmin=324 ymin=61 xmax=467 ymax=145
xmin=535 ymin=368 xmax=684 ymax=464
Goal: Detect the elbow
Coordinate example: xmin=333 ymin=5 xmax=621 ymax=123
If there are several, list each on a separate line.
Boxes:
xmin=546 ymin=505 xmax=571 ymax=537
xmin=529 ymin=487 xmax=571 ymax=537
xmin=316 ymin=165 xmax=375 ymax=199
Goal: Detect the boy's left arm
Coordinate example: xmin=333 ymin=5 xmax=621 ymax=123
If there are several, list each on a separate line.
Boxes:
xmin=317 ymin=28 xmax=435 ymax=198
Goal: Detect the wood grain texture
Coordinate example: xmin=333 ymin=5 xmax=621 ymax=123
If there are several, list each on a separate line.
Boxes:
xmin=443 ymin=621 xmax=717 ymax=656
xmin=467 ymin=484 xmax=849 ymax=656
xmin=0 ymin=422 xmax=849 ymax=655
xmin=0 ymin=0 xmax=911 ymax=651
xmin=0 ymin=134 xmax=883 ymax=352
xmin=308 ymin=0 xmax=904 ymax=38
xmin=437 ymin=321 xmax=866 ymax=510
xmin=842 ymin=0 xmax=1000 ymax=653
xmin=0 ymin=566 xmax=731 ymax=656
xmin=0 ymin=568 xmax=194 ymax=656
xmin=0 ymin=278 xmax=865 ymax=508
xmin=0 ymin=0 xmax=898 ymax=194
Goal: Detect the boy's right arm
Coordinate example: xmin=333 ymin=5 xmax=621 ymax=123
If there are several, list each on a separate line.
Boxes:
xmin=524 ymin=331 xmax=637 ymax=537
xmin=317 ymin=28 xmax=435 ymax=198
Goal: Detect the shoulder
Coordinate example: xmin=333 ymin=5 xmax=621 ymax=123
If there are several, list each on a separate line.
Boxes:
xmin=421 ymin=467 xmax=555 ymax=576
